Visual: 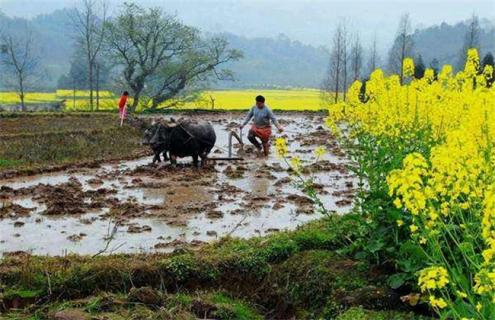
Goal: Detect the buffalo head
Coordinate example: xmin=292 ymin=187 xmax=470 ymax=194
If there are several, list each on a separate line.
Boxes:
xmin=148 ymin=120 xmax=178 ymax=149
xmin=142 ymin=123 xmax=160 ymax=146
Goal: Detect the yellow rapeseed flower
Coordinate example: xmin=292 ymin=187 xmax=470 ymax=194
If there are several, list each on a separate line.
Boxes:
xmin=419 ymin=266 xmax=449 ymax=292
xmin=429 ymin=296 xmax=448 ymax=309
xmin=275 ymin=138 xmax=288 ymax=158
xmin=403 ymin=57 xmax=415 ymax=78
xmin=314 ymin=146 xmax=327 ymax=158
xmin=464 ymin=48 xmax=480 ymax=78
xmin=476 ymin=302 xmax=482 ymax=312
xmin=290 ymin=156 xmax=302 ymax=172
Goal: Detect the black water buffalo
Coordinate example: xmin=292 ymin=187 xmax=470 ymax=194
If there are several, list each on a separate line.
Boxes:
xmin=142 ymin=123 xmax=169 ymax=164
xmin=149 ymin=119 xmax=216 ymax=167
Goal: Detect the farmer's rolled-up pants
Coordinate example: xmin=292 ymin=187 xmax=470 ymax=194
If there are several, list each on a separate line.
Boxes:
xmin=248 ymin=125 xmax=271 ymax=149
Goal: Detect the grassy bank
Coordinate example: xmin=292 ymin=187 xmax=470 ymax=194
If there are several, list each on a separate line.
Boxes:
xmin=0 ymin=114 xmax=148 ymax=175
xmin=0 ymin=215 xmax=428 ymax=319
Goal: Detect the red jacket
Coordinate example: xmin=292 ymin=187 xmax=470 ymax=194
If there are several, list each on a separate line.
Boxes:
xmin=118 ymin=95 xmax=128 ymax=109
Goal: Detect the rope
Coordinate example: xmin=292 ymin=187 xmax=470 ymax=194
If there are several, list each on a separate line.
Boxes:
xmin=177 ymin=123 xmax=195 ymax=146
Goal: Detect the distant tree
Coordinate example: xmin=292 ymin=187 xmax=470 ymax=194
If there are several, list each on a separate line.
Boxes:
xmin=414 ymin=55 xmax=426 ymax=79
xmin=105 ymin=3 xmax=242 ymax=111
xmin=359 ymin=78 xmax=369 ymax=103
xmin=57 ymin=48 xmax=88 ymax=90
xmin=0 ymin=27 xmax=39 ymax=111
xmin=457 ymin=14 xmax=481 ymax=71
xmin=429 ymin=58 xmax=440 ymax=78
xmin=481 ymin=52 xmax=494 ymax=68
xmin=322 ymin=21 xmax=349 ymax=104
xmin=350 ymin=34 xmax=363 ymax=82
xmin=69 ymin=0 xmax=107 ymax=111
xmin=387 ymin=13 xmax=414 ymax=84
xmin=58 ymin=44 xmax=111 ymax=90
xmin=367 ymin=34 xmax=380 ymax=75
xmin=481 ymin=52 xmax=494 ymax=86
xmin=341 ymin=25 xmax=349 ymax=101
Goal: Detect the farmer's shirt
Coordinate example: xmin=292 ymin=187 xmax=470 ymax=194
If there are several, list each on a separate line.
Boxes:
xmin=242 ymin=105 xmax=279 ymax=128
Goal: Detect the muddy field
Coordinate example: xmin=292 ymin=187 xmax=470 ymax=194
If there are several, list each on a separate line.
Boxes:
xmin=0 ymin=113 xmax=356 ymax=256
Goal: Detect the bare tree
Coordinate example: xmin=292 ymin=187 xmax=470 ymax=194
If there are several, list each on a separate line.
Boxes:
xmin=457 ymin=14 xmax=481 ymax=70
xmin=0 ymin=29 xmax=39 ymax=111
xmin=350 ymin=33 xmax=363 ymax=82
xmin=387 ymin=13 xmax=414 ymax=84
xmin=367 ymin=34 xmax=380 ymax=76
xmin=70 ymin=0 xmax=107 ymax=111
xmin=342 ymin=26 xmax=349 ymax=101
xmin=322 ymin=22 xmax=349 ymax=104
xmin=105 ymin=3 xmax=241 ymax=111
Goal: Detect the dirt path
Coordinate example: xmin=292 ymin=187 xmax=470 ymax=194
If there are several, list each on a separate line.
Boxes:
xmin=0 ymin=113 xmax=356 ymax=256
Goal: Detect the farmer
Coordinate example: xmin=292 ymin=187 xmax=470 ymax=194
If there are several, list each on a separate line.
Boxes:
xmin=240 ymin=95 xmax=283 ymax=157
xmin=118 ymin=91 xmax=129 ymax=127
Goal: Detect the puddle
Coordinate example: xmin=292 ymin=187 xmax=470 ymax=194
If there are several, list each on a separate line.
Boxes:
xmin=0 ymin=113 xmax=356 ymax=256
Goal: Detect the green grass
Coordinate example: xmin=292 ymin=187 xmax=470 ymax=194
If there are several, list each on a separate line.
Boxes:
xmin=0 ymin=215 xmax=393 ymax=319
xmin=0 ymin=114 xmax=148 ymax=173
xmin=336 ymin=307 xmax=429 ymax=320
xmin=0 ymin=159 xmax=23 ymax=168
xmin=0 ymin=113 xmax=119 ymax=136
xmin=0 ymin=215 xmax=432 ymax=319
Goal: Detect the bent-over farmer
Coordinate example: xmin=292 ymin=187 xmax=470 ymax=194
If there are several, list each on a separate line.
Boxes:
xmin=240 ymin=95 xmax=283 ymax=157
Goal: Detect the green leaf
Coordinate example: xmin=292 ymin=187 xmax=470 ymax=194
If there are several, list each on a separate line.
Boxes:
xmin=387 ymin=273 xmax=408 ymax=289
xmin=366 ymin=240 xmax=384 ymax=253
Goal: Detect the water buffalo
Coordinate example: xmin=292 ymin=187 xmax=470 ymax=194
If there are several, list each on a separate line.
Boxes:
xmin=142 ymin=123 xmax=169 ymax=164
xmin=149 ymin=119 xmax=216 ymax=167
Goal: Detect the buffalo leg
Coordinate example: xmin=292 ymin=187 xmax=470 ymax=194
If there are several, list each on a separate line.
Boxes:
xmin=192 ymin=154 xmax=199 ymax=167
xmin=152 ymin=153 xmax=161 ymax=164
xmin=162 ymin=151 xmax=169 ymax=161
xmin=200 ymin=152 xmax=208 ymax=167
xmin=170 ymin=154 xmax=177 ymax=166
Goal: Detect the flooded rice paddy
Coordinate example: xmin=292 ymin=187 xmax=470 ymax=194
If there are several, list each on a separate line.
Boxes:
xmin=0 ymin=113 xmax=356 ymax=256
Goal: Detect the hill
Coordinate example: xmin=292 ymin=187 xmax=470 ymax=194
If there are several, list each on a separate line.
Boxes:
xmin=215 ymin=33 xmax=329 ymax=88
xmin=411 ymin=19 xmax=495 ymax=68
xmin=0 ymin=9 xmax=494 ymax=90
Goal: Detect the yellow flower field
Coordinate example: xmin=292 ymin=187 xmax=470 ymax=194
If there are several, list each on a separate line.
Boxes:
xmin=183 ymin=89 xmax=325 ymax=110
xmin=325 ymin=48 xmax=495 ymax=319
xmin=0 ymin=89 xmax=325 ymax=111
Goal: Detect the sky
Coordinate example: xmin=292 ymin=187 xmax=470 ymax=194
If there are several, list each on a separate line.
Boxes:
xmin=0 ymin=0 xmax=494 ymax=50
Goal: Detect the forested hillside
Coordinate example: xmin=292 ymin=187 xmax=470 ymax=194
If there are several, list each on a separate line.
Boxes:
xmin=0 ymin=9 xmax=74 ymax=87
xmin=0 ymin=9 xmax=493 ymax=90
xmin=412 ymin=20 xmax=495 ymax=68
xmin=215 ymin=33 xmax=329 ymax=88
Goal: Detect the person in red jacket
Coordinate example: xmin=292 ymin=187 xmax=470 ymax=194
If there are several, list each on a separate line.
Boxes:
xmin=118 ymin=91 xmax=129 ymax=126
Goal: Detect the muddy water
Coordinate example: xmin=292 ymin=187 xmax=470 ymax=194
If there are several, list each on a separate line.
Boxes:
xmin=0 ymin=113 xmax=356 ymax=256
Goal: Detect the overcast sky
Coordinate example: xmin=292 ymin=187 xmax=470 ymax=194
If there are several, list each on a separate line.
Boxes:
xmin=1 ymin=0 xmax=493 ymax=49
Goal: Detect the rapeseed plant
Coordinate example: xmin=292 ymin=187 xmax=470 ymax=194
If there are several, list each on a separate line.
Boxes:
xmin=326 ymin=48 xmax=495 ymax=318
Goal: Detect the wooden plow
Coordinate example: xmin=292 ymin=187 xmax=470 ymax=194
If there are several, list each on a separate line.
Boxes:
xmin=207 ymin=128 xmax=245 ymax=161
